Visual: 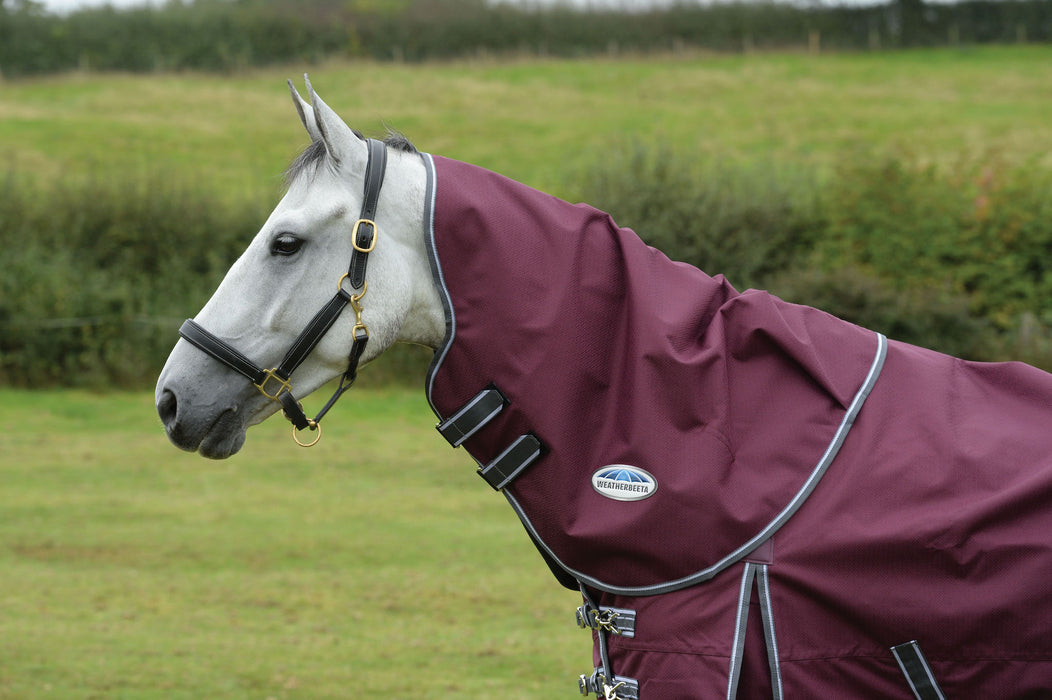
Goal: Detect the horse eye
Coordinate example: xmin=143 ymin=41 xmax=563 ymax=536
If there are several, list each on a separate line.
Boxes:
xmin=271 ymin=233 xmax=303 ymax=257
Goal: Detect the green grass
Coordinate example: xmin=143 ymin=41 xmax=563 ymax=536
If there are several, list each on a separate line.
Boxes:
xmin=0 ymin=388 xmax=585 ymax=699
xmin=2 ymin=46 xmax=1050 ymax=199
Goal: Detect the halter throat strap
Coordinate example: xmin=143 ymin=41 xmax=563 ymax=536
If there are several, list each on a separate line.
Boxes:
xmin=178 ymin=137 xmax=388 ymax=445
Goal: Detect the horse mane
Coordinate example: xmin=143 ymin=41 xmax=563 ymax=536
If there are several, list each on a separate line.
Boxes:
xmin=382 ymin=128 xmax=417 ymax=154
xmin=283 ymin=129 xmax=416 ymax=188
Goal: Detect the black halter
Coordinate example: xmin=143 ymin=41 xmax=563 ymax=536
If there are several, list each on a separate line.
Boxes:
xmin=178 ymin=138 xmax=388 ymax=446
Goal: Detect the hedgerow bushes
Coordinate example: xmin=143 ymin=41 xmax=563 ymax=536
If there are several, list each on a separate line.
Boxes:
xmin=580 ymin=143 xmax=1052 ymax=369
xmin=2 ymin=0 xmax=1051 ymax=77
xmin=2 ymin=146 xmax=1050 ymax=388
xmin=0 ymin=171 xmax=265 ymax=387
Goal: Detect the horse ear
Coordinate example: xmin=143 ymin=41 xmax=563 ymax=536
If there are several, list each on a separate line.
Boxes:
xmin=288 ymin=77 xmax=323 ymax=143
xmin=304 ymin=75 xmax=365 ymax=168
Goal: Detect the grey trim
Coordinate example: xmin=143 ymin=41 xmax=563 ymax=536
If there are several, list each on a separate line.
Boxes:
xmin=892 ymin=641 xmax=946 ymax=700
xmin=726 ymin=563 xmax=758 ymax=700
xmin=755 ymin=565 xmax=783 ymax=700
xmin=504 ymin=332 xmax=889 ymax=596
xmin=421 ymin=153 xmax=455 ymax=418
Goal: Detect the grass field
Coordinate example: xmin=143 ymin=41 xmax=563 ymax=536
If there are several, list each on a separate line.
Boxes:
xmin=2 ymin=46 xmax=1051 ymax=200
xmin=0 ymin=388 xmax=585 ymax=699
xmin=3 ymin=46 xmax=1052 ymax=697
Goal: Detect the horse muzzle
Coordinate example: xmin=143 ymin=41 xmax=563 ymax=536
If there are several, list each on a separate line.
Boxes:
xmin=155 ymin=378 xmax=253 ymax=459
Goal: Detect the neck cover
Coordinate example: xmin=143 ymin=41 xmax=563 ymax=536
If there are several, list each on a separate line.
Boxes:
xmin=421 ymin=154 xmax=884 ymax=594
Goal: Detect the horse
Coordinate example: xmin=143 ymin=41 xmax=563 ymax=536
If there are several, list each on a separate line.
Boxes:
xmin=156 ymin=78 xmax=1052 ymax=699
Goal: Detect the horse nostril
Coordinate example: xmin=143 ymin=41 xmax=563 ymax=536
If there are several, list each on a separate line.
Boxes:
xmin=157 ymin=388 xmax=179 ymax=429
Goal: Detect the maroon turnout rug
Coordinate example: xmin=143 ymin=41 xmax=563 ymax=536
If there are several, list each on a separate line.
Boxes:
xmin=421 ymin=154 xmax=1052 ymax=699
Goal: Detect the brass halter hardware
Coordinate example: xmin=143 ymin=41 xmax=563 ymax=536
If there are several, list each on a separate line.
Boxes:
xmin=351 ymin=219 xmax=378 ymax=252
xmin=350 ymin=283 xmax=369 ymax=338
xmin=292 ymin=419 xmax=322 ymax=447
xmin=177 ymin=138 xmax=388 ymax=449
xmin=254 ymin=367 xmax=292 ymax=401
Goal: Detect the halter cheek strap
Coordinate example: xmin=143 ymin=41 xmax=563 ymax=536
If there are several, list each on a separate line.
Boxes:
xmin=178 ymin=138 xmax=388 ymax=446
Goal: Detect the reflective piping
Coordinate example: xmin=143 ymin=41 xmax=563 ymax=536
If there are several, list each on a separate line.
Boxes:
xmin=421 ymin=152 xmax=455 ymax=418
xmin=755 ymin=565 xmax=783 ymax=700
xmin=726 ymin=563 xmax=758 ymax=700
xmin=891 ymin=641 xmax=946 ymax=700
xmin=502 ymin=333 xmax=889 ymax=596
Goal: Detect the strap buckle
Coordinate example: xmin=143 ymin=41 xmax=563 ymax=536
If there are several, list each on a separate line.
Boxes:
xmin=351 ymin=219 xmax=378 ymax=252
xmin=578 ymin=669 xmax=638 ymax=700
xmin=255 ymin=368 xmax=292 ymax=401
xmin=576 ymin=605 xmax=636 ymax=637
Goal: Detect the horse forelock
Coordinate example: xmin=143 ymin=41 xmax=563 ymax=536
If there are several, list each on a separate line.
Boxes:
xmin=283 ymin=139 xmax=330 ymax=188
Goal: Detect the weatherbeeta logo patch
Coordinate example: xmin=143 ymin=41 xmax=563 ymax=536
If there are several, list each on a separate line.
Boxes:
xmin=591 ymin=465 xmax=658 ymax=502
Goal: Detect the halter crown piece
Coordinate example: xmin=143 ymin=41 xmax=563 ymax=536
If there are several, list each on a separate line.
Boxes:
xmin=178 ymin=138 xmax=388 ymax=447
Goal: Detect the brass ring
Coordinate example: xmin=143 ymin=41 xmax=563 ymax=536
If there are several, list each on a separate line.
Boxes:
xmin=292 ymin=422 xmax=321 ymax=447
xmin=337 ymin=275 xmax=368 ymax=298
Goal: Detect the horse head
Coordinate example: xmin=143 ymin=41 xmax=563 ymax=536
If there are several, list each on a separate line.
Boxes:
xmin=155 ymin=78 xmax=441 ymax=458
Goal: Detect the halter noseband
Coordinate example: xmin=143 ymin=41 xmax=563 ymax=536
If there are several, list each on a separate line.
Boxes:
xmin=178 ymin=138 xmax=388 ymax=447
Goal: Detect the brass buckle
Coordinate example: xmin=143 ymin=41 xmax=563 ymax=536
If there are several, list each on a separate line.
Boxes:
xmin=255 ymin=368 xmax=291 ymax=401
xmin=575 ymin=606 xmax=624 ymax=635
xmin=594 ymin=609 xmax=623 ymax=635
xmin=602 ymin=680 xmax=627 ymax=700
xmin=351 ymin=219 xmax=378 ymax=252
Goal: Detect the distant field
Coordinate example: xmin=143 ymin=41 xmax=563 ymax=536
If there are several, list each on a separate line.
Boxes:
xmin=0 ymin=388 xmax=585 ymax=699
xmin=2 ymin=46 xmax=1050 ymax=200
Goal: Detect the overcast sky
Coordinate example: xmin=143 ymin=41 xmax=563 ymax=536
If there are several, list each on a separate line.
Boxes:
xmin=39 ymin=0 xmax=151 ymax=12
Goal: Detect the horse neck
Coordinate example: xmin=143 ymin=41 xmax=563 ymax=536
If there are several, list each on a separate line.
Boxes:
xmin=383 ymin=149 xmax=445 ymax=351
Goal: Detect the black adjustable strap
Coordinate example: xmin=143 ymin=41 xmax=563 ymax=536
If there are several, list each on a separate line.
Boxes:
xmin=284 ymin=324 xmax=370 ymax=430
xmin=276 ymin=291 xmax=354 ymax=380
xmin=438 ymin=386 xmax=541 ymax=490
xmin=275 ymin=139 xmax=384 ymax=431
xmin=437 ymin=386 xmax=506 ymax=447
xmin=179 ymin=319 xmax=266 ymax=386
xmin=177 ymin=138 xmax=387 ymax=441
xmin=277 ymin=294 xmax=371 ymax=432
xmin=891 ymin=641 xmax=946 ymax=700
xmin=478 ymin=433 xmax=542 ymax=490
xmin=347 ymin=138 xmax=386 ymax=290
